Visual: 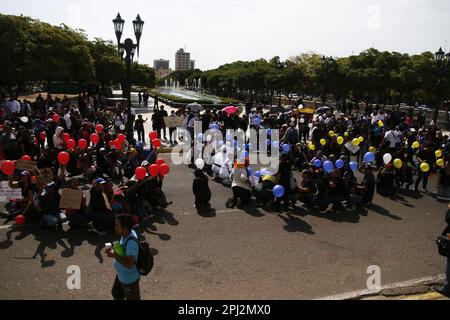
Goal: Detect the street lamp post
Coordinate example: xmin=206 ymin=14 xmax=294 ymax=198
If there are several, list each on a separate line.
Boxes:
xmin=434 ymin=47 xmax=450 ymax=124
xmin=112 ymin=13 xmax=144 ymax=106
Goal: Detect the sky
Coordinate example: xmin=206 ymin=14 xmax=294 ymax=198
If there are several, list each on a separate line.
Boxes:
xmin=1 ymin=0 xmax=450 ymax=70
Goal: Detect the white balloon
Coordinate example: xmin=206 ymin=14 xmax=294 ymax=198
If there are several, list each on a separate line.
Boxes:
xmin=119 ymin=125 xmax=125 ymax=131
xmin=318 ymin=116 xmax=323 ymax=121
xmin=308 ymin=123 xmax=313 ymax=128
xmin=300 ymin=118 xmax=305 ymax=124
xmin=195 ymin=159 xmax=205 ymax=170
xmin=383 ymin=153 xmax=392 ymax=165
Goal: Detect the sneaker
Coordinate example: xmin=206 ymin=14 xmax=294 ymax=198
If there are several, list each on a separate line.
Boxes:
xmin=225 ymin=199 xmax=236 ymax=208
xmin=432 ymin=285 xmax=450 ymax=297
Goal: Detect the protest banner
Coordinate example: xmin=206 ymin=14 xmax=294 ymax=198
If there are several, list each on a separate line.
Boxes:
xmin=60 ymin=189 xmax=83 ymax=210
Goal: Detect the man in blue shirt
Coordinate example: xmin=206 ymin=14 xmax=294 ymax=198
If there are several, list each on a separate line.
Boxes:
xmin=106 ymin=214 xmax=141 ymax=300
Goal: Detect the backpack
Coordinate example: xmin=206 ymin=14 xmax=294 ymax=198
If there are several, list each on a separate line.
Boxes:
xmin=125 ymin=236 xmax=154 ymax=276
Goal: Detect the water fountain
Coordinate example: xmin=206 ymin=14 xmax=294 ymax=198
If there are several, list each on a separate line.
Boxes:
xmin=185 ymin=78 xmax=189 ymax=89
xmin=169 ymin=79 xmax=173 ymax=88
xmin=164 ymin=79 xmax=168 ymax=88
xmin=198 ymin=78 xmax=202 ymax=92
xmin=176 ymin=81 xmax=180 ymax=89
xmin=192 ymin=79 xmax=197 ymax=90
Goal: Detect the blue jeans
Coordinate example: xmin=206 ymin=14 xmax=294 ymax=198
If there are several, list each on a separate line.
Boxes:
xmin=445 ymin=257 xmax=450 ymax=291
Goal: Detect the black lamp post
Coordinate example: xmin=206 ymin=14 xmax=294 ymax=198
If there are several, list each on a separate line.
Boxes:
xmin=321 ymin=56 xmax=334 ymax=104
xmin=434 ymin=47 xmax=450 ymax=124
xmin=112 ymin=13 xmax=144 ymax=106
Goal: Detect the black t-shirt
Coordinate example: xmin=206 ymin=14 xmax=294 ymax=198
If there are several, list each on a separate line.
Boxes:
xmin=301 ymin=179 xmax=317 ymax=195
xmin=362 ymin=173 xmax=376 ymax=201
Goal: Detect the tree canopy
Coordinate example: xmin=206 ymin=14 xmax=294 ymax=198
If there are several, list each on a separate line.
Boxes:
xmin=0 ymin=14 xmax=156 ymax=95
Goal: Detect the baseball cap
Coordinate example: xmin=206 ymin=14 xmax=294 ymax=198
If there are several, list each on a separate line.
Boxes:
xmin=20 ymin=171 xmax=30 ymax=177
xmin=96 ymin=178 xmax=106 ymax=185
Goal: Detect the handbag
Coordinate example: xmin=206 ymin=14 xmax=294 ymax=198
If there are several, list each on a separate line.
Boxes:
xmin=436 ymin=235 xmax=450 ymax=258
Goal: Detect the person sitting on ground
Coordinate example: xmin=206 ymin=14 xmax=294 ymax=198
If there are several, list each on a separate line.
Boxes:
xmin=63 ymin=176 xmax=91 ymax=230
xmin=88 ymin=178 xmax=115 ymax=235
xmin=377 ymin=163 xmax=395 ymax=197
xmin=192 ymin=169 xmax=212 ymax=213
xmin=297 ymin=169 xmax=317 ymax=208
xmin=36 ymin=181 xmax=65 ymax=230
xmin=5 ymin=171 xmax=38 ymax=222
xmin=254 ymin=174 xmax=276 ymax=207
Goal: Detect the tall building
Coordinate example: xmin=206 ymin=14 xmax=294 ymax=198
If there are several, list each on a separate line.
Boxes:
xmin=175 ymin=48 xmax=194 ymax=71
xmin=153 ymin=59 xmax=170 ymax=71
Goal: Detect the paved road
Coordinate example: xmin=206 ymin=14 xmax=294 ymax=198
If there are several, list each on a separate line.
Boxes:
xmin=0 ymin=152 xmax=447 ymax=300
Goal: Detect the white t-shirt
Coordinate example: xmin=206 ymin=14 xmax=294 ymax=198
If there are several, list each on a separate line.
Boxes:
xmin=384 ymin=130 xmax=397 ymax=148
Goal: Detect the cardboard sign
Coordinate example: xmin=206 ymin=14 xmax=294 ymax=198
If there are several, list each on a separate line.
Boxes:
xmin=0 ymin=181 xmax=23 ymax=202
xmin=164 ymin=116 xmax=184 ymax=128
xmin=16 ymin=160 xmax=37 ymax=172
xmin=36 ymin=168 xmax=53 ymax=186
xmin=59 ymin=188 xmax=83 ymax=210
xmin=345 ymin=142 xmax=360 ymax=155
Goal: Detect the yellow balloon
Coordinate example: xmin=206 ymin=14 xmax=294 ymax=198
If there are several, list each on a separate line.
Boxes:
xmin=320 ymin=139 xmax=326 ymax=146
xmin=435 ymin=150 xmax=443 ymax=158
xmin=393 ymin=159 xmax=403 ymax=169
xmin=369 ymin=146 xmax=377 ymax=153
xmin=420 ymin=162 xmax=430 ymax=173
xmin=352 ymin=138 xmax=360 ymax=146
xmin=337 ymin=136 xmax=344 ymax=145
xmin=437 ymin=159 xmax=444 ymax=167
xmin=344 ymin=132 xmax=349 ymax=137
xmin=378 ymin=120 xmax=384 ymax=127
xmin=358 ymin=136 xmax=364 ymax=143
xmin=329 ymin=131 xmax=335 ymax=137
xmin=309 ymin=144 xmax=316 ymax=151
xmin=412 ymin=141 xmax=420 ymax=149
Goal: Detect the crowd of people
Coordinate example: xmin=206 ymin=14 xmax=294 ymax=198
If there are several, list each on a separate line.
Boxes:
xmin=1 ymin=92 xmax=450 ymax=230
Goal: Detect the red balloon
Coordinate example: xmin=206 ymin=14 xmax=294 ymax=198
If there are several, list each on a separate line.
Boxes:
xmin=135 ymin=167 xmax=147 ymax=180
xmin=148 ymin=164 xmax=160 ymax=177
xmin=149 ymin=131 xmax=158 ymax=140
xmin=114 ymin=139 xmax=122 ymax=150
xmin=31 ymin=176 xmax=37 ymax=183
xmin=90 ymin=133 xmax=100 ymax=145
xmin=96 ymin=124 xmax=104 ymax=133
xmin=78 ymin=139 xmax=88 ymax=149
xmin=117 ymin=134 xmax=126 ymax=143
xmin=66 ymin=139 xmax=76 ymax=150
xmin=39 ymin=132 xmax=46 ymax=141
xmin=63 ymin=133 xmax=71 ymax=142
xmin=15 ymin=215 xmax=26 ymax=225
xmin=52 ymin=114 xmax=60 ymax=123
xmin=155 ymin=158 xmax=166 ymax=166
xmin=1 ymin=160 xmax=15 ymax=176
xmin=159 ymin=164 xmax=170 ymax=177
xmin=57 ymin=151 xmax=70 ymax=165
xmin=108 ymin=140 xmax=115 ymax=148
xmin=21 ymin=155 xmax=31 ymax=161
xmin=152 ymin=139 xmax=161 ymax=148
xmin=132 ymin=215 xmax=141 ymax=226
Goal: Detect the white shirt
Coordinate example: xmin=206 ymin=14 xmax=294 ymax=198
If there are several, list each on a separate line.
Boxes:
xmin=384 ymin=130 xmax=397 ymax=148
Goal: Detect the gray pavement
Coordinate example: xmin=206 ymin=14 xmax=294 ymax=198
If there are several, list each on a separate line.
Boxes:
xmin=0 ymin=153 xmax=448 ymax=300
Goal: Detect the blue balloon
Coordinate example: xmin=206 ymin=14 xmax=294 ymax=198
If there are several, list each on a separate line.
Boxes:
xmin=282 ymin=144 xmax=291 ymax=153
xmin=314 ymin=159 xmax=322 ymax=168
xmin=254 ymin=117 xmax=261 ymax=126
xmin=336 ymin=159 xmax=345 ymax=169
xmin=323 ymin=160 xmax=334 ymax=173
xmin=210 ymin=124 xmax=219 ymax=130
xmin=255 ymin=171 xmax=262 ymax=178
xmin=272 ymin=141 xmax=280 ymax=149
xmin=240 ymin=150 xmax=249 ymax=159
xmin=364 ymin=152 xmax=375 ymax=163
xmin=266 ymin=128 xmax=272 ymax=136
xmin=273 ymin=185 xmax=285 ymax=198
xmin=350 ymin=162 xmax=358 ymax=172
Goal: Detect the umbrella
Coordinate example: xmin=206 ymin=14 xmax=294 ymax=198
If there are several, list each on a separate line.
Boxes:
xmin=316 ymin=106 xmax=331 ymax=113
xmin=222 ymin=106 xmax=238 ymax=116
xmin=187 ymin=102 xmax=204 ymax=112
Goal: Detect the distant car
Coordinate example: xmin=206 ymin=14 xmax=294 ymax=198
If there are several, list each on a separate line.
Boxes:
xmin=417 ymin=105 xmax=432 ymax=111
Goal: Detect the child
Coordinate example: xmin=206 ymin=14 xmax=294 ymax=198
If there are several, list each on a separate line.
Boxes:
xmin=193 ymin=169 xmax=212 ymax=212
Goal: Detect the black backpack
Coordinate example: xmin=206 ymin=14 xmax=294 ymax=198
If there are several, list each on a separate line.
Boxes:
xmin=125 ymin=236 xmax=154 ymax=276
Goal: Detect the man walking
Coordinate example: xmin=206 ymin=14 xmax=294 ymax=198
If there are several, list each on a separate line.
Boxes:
xmin=106 ymin=214 xmax=141 ymax=300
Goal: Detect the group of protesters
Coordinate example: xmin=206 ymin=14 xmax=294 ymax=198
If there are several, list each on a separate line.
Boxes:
xmin=0 ymin=93 xmax=172 ymax=234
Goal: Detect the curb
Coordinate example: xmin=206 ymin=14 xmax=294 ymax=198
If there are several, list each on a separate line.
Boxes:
xmin=317 ymin=274 xmax=446 ymax=300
